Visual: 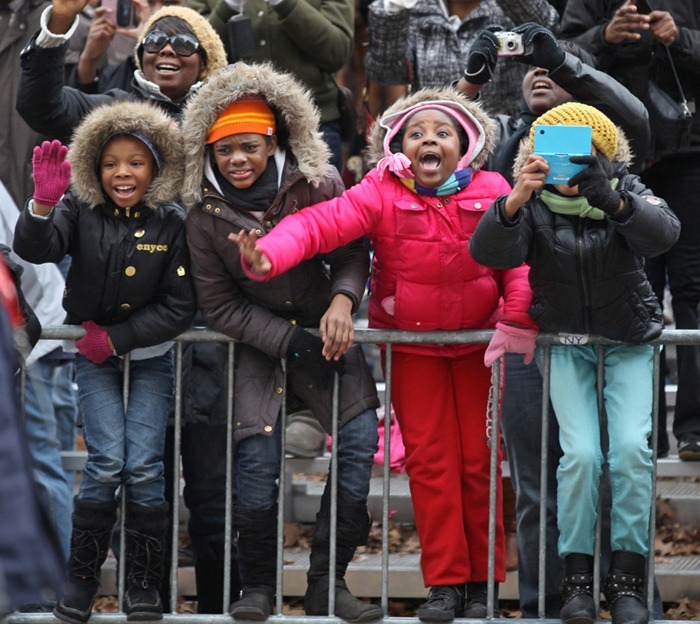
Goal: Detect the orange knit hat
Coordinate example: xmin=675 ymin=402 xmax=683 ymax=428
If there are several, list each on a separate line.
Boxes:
xmin=206 ymin=97 xmax=276 ymax=144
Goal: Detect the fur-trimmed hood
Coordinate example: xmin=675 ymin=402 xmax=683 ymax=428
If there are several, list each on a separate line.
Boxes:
xmin=366 ymin=87 xmax=497 ymax=171
xmin=180 ymin=62 xmax=335 ymax=209
xmin=67 ymin=100 xmax=184 ymax=210
xmin=133 ymin=5 xmax=228 ymax=83
xmin=511 ymin=126 xmax=633 ymax=181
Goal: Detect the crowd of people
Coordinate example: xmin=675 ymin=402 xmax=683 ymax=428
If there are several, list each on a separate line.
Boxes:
xmin=1 ymin=1 xmax=699 ymax=624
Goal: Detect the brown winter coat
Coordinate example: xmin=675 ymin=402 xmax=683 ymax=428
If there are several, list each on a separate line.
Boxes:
xmin=181 ymin=62 xmax=379 ymax=441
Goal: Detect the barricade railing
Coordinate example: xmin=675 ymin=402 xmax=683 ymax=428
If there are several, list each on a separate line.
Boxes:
xmin=6 ymin=325 xmax=700 ymax=624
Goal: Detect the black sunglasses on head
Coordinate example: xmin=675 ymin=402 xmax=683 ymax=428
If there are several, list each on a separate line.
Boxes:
xmin=142 ymin=31 xmax=200 ymax=57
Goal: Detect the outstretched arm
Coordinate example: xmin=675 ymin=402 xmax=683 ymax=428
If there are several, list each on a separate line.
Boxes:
xmin=230 ymin=228 xmax=272 ymax=276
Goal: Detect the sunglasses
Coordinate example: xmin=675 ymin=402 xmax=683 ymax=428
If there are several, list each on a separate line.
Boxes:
xmin=142 ymin=31 xmax=201 ymax=57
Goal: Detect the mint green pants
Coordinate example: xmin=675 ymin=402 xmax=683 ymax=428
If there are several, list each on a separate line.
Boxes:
xmin=542 ymin=343 xmax=654 ymax=558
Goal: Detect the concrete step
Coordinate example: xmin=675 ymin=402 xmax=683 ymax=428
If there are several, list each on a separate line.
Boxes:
xmin=98 ymin=551 xmax=700 ymax=602
xmin=94 ymin=474 xmax=698 ymax=603
xmin=287 ymin=454 xmax=700 ymax=481
xmin=656 ymin=478 xmax=700 ymax=525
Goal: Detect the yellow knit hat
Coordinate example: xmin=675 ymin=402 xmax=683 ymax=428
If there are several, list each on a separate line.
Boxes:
xmin=135 ymin=6 xmax=228 ymax=82
xmin=206 ymin=97 xmax=276 ymax=144
xmin=530 ymin=102 xmax=618 ymax=161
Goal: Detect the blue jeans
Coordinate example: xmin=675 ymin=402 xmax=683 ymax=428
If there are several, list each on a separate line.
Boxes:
xmin=320 ymin=121 xmax=343 ymax=174
xmin=21 ymin=359 xmax=75 ymax=561
xmin=546 ymin=344 xmax=654 ymax=557
xmin=52 ymin=360 xmax=79 ymax=456
xmin=75 ymin=351 xmax=173 ymax=507
xmin=235 ymin=408 xmax=378 ymax=509
xmin=500 ymin=354 xmax=563 ymax=618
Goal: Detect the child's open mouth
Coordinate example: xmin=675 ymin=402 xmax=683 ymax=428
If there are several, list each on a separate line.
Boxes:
xmin=114 ymin=185 xmax=137 ymax=198
xmin=419 ymin=153 xmax=442 ymax=170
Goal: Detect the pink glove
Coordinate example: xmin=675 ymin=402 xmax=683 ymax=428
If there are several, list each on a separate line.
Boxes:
xmin=32 ymin=140 xmax=72 ymax=206
xmin=76 ymin=321 xmax=114 ymax=364
xmin=484 ymin=322 xmax=538 ymax=367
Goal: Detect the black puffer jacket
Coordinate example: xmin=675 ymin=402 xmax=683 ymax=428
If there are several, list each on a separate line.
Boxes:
xmin=16 ymin=5 xmax=228 ymax=144
xmin=17 ymin=37 xmax=181 ymax=144
xmin=470 ymin=135 xmax=681 ymax=343
xmin=13 ymin=101 xmax=197 ymax=355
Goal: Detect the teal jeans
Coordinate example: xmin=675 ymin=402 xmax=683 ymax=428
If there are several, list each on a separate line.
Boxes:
xmin=540 ymin=343 xmax=654 ymax=558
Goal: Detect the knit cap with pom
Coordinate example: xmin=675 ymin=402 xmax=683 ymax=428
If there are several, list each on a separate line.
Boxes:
xmin=135 ymin=6 xmax=228 ymax=82
xmin=530 ymin=102 xmax=618 ymax=161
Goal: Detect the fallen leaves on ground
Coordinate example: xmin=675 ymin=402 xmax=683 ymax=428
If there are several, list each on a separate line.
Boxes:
xmin=656 ymin=494 xmax=700 ymax=557
xmin=664 ymin=598 xmax=700 ymax=620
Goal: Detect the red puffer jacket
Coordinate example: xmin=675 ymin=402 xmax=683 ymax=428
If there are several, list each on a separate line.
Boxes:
xmin=254 ymin=167 xmax=534 ymax=357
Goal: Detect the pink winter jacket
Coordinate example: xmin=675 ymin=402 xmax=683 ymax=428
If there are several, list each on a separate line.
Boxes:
xmin=249 ymin=167 xmax=534 ymax=356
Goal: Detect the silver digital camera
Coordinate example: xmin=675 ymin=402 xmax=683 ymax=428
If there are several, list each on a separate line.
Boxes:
xmin=496 ymin=31 xmax=524 ymax=56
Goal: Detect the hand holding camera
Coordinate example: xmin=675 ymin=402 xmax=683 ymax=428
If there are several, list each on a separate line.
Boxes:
xmin=464 ymin=25 xmax=501 ymax=85
xmin=496 ymin=31 xmax=524 ymax=56
xmin=101 ymin=0 xmax=138 ymax=30
xmin=511 ymin=23 xmax=565 ymax=71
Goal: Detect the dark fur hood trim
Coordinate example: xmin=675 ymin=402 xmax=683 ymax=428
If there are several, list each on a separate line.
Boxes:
xmin=67 ymin=100 xmax=184 ymax=210
xmin=180 ymin=62 xmax=334 ymax=209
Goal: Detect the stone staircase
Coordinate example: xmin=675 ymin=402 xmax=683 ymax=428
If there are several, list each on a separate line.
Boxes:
xmin=89 ymin=384 xmax=700 ymax=605
xmin=93 ymin=446 xmax=700 ymax=604
xmin=282 ymin=446 xmax=700 ymax=602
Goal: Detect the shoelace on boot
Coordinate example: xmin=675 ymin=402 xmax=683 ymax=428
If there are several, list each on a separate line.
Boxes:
xmin=70 ymin=527 xmax=113 ymax=579
xmin=125 ymin=529 xmax=164 ymax=588
xmin=425 ymin=585 xmax=463 ymax=606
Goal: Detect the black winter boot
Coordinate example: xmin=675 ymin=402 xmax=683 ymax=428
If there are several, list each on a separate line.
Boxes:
xmin=54 ymin=498 xmax=118 ymax=624
xmin=605 ymin=551 xmax=649 ymax=624
xmin=464 ymin=581 xmax=499 ymax=618
xmin=560 ymin=553 xmax=596 ymax=624
xmin=228 ymin=507 xmax=277 ymax=621
xmin=417 ymin=585 xmax=465 ymax=622
xmin=194 ymin=558 xmax=242 ymax=614
xmin=123 ymin=503 xmax=169 ymax=621
xmin=304 ymin=497 xmax=382 ymax=623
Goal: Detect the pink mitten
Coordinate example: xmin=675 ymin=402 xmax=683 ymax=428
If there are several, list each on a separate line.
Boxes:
xmin=484 ymin=321 xmax=538 ymax=367
xmin=76 ymin=320 xmax=114 ymax=364
xmin=32 ymin=140 xmax=72 ymax=206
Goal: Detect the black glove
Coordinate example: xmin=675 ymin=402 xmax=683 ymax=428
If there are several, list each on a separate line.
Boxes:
xmin=286 ymin=326 xmax=346 ymax=388
xmin=464 ymin=25 xmax=501 ymax=85
xmin=511 ymin=22 xmax=565 ymax=71
xmin=568 ymin=154 xmax=622 ymax=216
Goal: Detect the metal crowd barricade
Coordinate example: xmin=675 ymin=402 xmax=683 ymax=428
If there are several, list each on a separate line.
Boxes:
xmin=5 ymin=325 xmax=693 ymax=624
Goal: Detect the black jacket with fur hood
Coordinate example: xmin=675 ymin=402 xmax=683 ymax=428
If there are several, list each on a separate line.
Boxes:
xmin=181 ymin=62 xmax=379 ymax=441
xmin=469 ymin=128 xmax=681 ymax=344
xmin=16 ymin=6 xmax=228 ymax=144
xmin=14 ymin=101 xmax=197 ymax=355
